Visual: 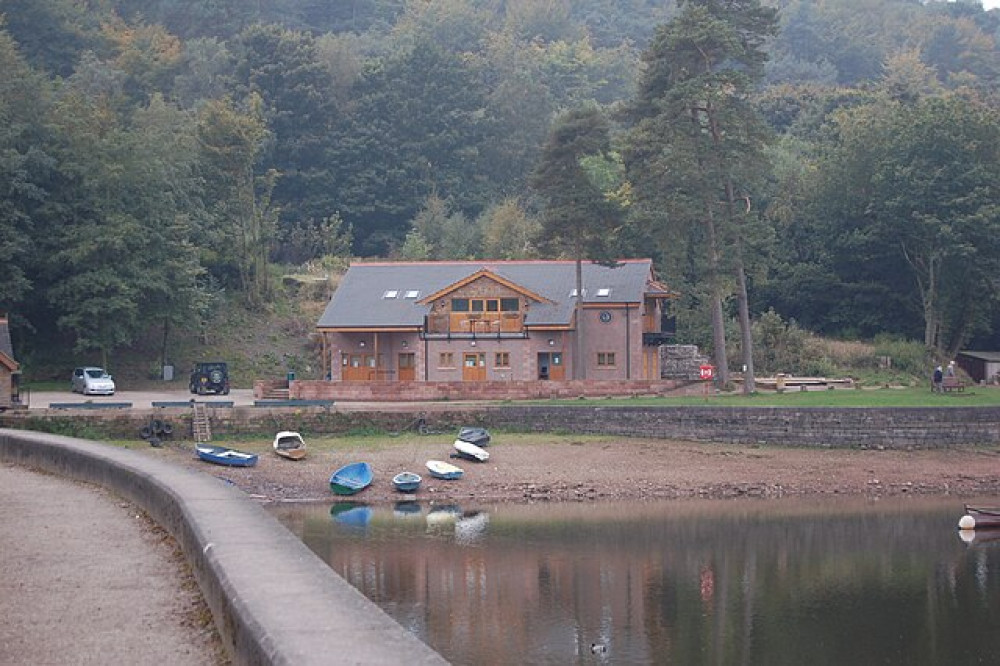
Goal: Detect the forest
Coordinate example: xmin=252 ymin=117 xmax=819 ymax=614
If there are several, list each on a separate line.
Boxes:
xmin=1 ymin=0 xmax=998 ymax=381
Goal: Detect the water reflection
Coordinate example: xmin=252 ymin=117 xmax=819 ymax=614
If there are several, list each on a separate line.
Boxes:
xmin=271 ymin=498 xmax=1000 ymax=665
xmin=329 ymin=502 xmax=372 ymax=529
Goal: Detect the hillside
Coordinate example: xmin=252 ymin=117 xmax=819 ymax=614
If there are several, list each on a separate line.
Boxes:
xmin=24 ymin=273 xmax=336 ymax=391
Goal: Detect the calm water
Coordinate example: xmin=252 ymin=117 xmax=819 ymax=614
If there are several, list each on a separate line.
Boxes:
xmin=270 ymin=498 xmax=1000 ymax=665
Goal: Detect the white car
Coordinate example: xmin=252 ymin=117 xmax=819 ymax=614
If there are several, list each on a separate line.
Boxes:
xmin=71 ymin=367 xmax=116 ymax=395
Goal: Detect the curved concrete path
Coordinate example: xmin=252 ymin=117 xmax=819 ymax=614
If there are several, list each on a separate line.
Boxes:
xmin=0 ymin=429 xmax=448 ymax=666
xmin=0 ymin=464 xmax=224 ymax=665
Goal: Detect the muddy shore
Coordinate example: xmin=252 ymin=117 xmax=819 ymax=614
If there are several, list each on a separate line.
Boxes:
xmin=150 ymin=433 xmax=1000 ymax=505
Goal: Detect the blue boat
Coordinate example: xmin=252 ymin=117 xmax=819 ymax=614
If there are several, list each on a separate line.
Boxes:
xmin=329 ymin=462 xmax=374 ymax=495
xmin=195 ymin=445 xmax=258 ymax=467
xmin=392 ymin=471 xmax=422 ymax=493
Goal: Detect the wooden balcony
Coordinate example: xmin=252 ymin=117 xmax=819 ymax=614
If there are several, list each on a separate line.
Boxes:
xmin=426 ymin=312 xmax=523 ymax=335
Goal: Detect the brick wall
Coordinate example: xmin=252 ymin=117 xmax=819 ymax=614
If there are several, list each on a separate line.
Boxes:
xmin=4 ymin=404 xmax=998 ymax=449
xmin=271 ymin=378 xmax=690 ymax=402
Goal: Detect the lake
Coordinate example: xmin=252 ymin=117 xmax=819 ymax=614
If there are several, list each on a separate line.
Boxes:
xmin=270 ymin=497 xmax=1000 ymax=665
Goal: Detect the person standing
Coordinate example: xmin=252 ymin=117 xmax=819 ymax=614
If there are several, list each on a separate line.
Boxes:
xmin=932 ymin=365 xmax=944 ymax=393
xmin=946 ymin=361 xmax=956 ymax=377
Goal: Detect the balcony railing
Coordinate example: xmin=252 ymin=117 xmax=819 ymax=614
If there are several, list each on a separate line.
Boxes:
xmin=426 ymin=312 xmax=523 ymax=335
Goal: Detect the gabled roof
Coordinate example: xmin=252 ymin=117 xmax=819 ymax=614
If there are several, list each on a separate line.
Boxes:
xmin=317 ymin=259 xmax=659 ymax=329
xmin=0 ymin=317 xmax=18 ymax=372
xmin=418 ymin=268 xmax=550 ymax=305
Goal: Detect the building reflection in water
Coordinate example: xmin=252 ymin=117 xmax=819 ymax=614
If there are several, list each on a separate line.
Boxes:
xmin=271 ymin=498 xmax=1000 ymax=665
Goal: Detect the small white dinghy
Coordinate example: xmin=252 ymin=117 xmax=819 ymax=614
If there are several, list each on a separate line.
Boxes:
xmin=453 ymin=438 xmax=489 ymax=462
xmin=273 ymin=430 xmax=306 ymax=460
xmin=426 ymin=459 xmax=464 ymax=480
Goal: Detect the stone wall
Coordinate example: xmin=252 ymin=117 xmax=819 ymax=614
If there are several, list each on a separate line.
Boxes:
xmin=660 ymin=345 xmax=710 ymax=380
xmin=4 ymin=404 xmax=999 ymax=449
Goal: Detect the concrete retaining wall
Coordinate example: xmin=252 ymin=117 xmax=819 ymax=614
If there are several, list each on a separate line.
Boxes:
xmin=0 ymin=429 xmax=448 ymax=666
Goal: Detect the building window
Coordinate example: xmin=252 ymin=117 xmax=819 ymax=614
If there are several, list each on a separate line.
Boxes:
xmin=451 ymin=298 xmax=469 ymax=312
xmin=597 ymin=352 xmax=616 ymax=367
xmin=495 ymin=352 xmax=510 ymax=368
xmin=439 ymin=352 xmax=455 ymax=368
xmin=500 ymin=298 xmax=519 ymax=312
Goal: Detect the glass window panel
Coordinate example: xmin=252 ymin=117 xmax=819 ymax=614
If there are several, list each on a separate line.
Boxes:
xmin=500 ymin=298 xmax=520 ymax=311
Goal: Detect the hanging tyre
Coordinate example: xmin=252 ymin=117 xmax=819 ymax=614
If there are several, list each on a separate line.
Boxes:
xmin=140 ymin=425 xmax=152 ymax=440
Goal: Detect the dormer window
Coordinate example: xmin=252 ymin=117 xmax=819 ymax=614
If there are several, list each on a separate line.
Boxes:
xmin=383 ymin=290 xmax=399 ymax=299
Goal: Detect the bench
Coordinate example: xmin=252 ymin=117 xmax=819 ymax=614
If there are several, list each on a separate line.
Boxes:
xmin=253 ymin=399 xmax=335 ymax=408
xmin=942 ymin=377 xmax=966 ymax=392
xmin=151 ymin=400 xmax=235 ymax=408
xmin=49 ymin=402 xmax=133 ymax=409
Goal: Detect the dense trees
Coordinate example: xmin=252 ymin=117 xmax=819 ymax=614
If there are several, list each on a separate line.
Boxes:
xmin=624 ymin=0 xmax=778 ymax=390
xmin=1 ymin=0 xmax=999 ymax=370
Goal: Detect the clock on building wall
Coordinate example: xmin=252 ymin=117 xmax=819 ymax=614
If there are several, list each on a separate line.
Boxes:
xmin=599 ymin=311 xmax=612 ymax=323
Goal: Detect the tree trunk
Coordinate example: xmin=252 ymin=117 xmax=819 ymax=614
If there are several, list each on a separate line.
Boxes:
xmin=160 ymin=317 xmax=170 ymax=370
xmin=704 ymin=211 xmax=730 ymax=388
xmin=724 ymin=183 xmax=754 ymax=394
xmin=734 ymin=252 xmax=755 ymax=393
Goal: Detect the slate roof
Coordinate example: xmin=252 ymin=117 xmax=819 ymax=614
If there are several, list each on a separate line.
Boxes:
xmin=317 ymin=259 xmax=658 ymax=329
xmin=957 ymin=350 xmax=1000 ymax=362
xmin=0 ymin=318 xmax=14 ymax=360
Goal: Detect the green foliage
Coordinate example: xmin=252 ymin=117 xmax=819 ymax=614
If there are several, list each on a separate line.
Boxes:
xmin=480 ymin=199 xmax=540 ymax=260
xmin=871 ymin=336 xmax=931 ymax=377
xmin=3 ymin=0 xmax=1000 ymax=370
xmin=749 ymin=309 xmax=810 ymax=375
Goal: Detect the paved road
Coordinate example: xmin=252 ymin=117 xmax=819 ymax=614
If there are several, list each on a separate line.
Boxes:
xmin=0 ymin=463 xmax=225 ymax=665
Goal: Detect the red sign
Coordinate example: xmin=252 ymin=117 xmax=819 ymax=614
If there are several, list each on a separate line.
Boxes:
xmin=699 ymin=365 xmax=715 ymax=381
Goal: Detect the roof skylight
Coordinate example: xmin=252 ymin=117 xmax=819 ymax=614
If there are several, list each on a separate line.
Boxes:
xmin=404 ymin=290 xmax=420 ymax=299
xmin=383 ymin=290 xmax=399 ymax=299
xmin=596 ymin=288 xmax=611 ymax=297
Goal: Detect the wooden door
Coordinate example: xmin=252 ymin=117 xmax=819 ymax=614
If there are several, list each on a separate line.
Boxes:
xmin=342 ymin=353 xmax=379 ymax=381
xmin=463 ymin=353 xmax=487 ymax=381
xmin=548 ymin=352 xmax=565 ymax=380
xmin=398 ymin=353 xmax=416 ymax=381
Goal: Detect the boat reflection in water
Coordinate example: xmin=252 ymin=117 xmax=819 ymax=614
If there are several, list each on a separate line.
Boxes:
xmin=329 ymin=502 xmax=372 ymax=529
xmin=272 ymin=497 xmax=1000 ymax=665
xmin=392 ymin=501 xmax=422 ymax=519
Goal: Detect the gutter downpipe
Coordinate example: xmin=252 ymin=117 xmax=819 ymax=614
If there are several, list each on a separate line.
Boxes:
xmin=625 ymin=303 xmax=631 ymax=380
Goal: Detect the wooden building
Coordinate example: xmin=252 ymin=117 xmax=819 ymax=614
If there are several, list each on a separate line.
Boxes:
xmin=316 ymin=259 xmax=675 ymax=385
xmin=0 ymin=315 xmax=21 ymax=409
xmin=956 ymin=351 xmax=1000 ymax=384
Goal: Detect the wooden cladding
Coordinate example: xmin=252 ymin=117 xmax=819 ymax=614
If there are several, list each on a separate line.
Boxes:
xmin=426 ymin=311 xmax=523 ymax=334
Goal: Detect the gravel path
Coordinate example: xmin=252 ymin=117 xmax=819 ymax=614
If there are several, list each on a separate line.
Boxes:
xmin=0 ymin=463 xmax=227 ymax=665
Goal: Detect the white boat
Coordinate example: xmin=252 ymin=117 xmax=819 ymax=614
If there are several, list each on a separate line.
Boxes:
xmin=426 ymin=459 xmax=464 ymax=480
xmin=272 ymin=431 xmax=306 ymax=460
xmin=453 ymin=438 xmax=489 ymax=462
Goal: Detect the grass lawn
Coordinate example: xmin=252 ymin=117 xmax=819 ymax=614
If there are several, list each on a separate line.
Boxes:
xmin=532 ymin=385 xmax=1000 ymax=407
